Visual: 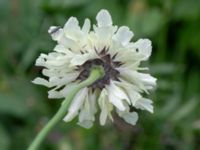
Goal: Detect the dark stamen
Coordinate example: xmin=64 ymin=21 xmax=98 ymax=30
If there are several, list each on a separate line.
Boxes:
xmin=49 ymin=26 xmax=61 ymax=34
xmin=112 ymin=53 xmax=118 ymax=59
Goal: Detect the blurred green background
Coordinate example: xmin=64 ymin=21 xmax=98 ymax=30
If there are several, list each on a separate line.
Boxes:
xmin=0 ymin=0 xmax=200 ymax=149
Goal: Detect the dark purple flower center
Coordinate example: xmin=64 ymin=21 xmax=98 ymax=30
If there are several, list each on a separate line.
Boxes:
xmin=76 ymin=47 xmax=123 ymax=90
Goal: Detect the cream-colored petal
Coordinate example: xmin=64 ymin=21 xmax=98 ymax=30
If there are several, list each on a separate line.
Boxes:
xmin=135 ymin=98 xmax=154 ymax=113
xmin=98 ymin=89 xmax=113 ymax=125
xmin=32 ymin=77 xmax=52 ymax=88
xmin=128 ymin=91 xmax=141 ymax=106
xmin=88 ymin=90 xmax=98 ymax=114
xmin=77 ymin=120 xmax=93 ymax=129
xmin=70 ymin=53 xmax=95 ymax=66
xmin=45 ymin=59 xmax=69 ymax=67
xmin=107 ymin=83 xmax=127 ymax=111
xmin=53 ymin=45 xmax=74 ymax=56
xmin=120 ymin=69 xmax=156 ymax=92
xmin=117 ymin=110 xmax=138 ymax=125
xmin=93 ymin=26 xmax=117 ymax=50
xmin=42 ymin=67 xmax=74 ymax=77
xmin=137 ymin=72 xmax=157 ymax=90
xmin=48 ymin=26 xmax=63 ymax=41
xmin=113 ymin=48 xmax=138 ymax=64
xmin=117 ymin=81 xmax=142 ymax=105
xmin=58 ymin=36 xmax=80 ymax=51
xmin=48 ymin=89 xmax=63 ymax=99
xmin=82 ymin=18 xmax=91 ymax=33
xmin=79 ymin=95 xmax=93 ymax=122
xmin=113 ymin=26 xmax=133 ymax=46
xmin=98 ymin=89 xmax=108 ymax=125
xmin=134 ymin=39 xmax=152 ymax=60
xmin=64 ymin=17 xmax=80 ymax=31
xmin=35 ymin=53 xmax=48 ymax=66
xmin=108 ymin=94 xmax=125 ymax=111
xmin=63 ymin=88 xmax=87 ymax=122
xmin=100 ymin=108 xmax=108 ymax=126
xmin=49 ymin=72 xmax=78 ymax=87
xmin=60 ymin=83 xmax=77 ymax=97
xmin=78 ymin=90 xmax=97 ymax=128
xmin=96 ymin=9 xmax=112 ymax=27
xmin=63 ymin=17 xmax=89 ymax=44
xmin=108 ymin=81 xmax=131 ymax=104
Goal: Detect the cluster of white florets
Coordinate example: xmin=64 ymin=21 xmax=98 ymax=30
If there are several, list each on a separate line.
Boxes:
xmin=33 ymin=9 xmax=156 ymax=128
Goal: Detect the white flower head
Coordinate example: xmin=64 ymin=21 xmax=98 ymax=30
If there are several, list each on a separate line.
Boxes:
xmin=33 ymin=9 xmax=157 ymax=128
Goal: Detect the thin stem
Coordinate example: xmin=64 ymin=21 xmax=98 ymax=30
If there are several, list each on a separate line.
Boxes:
xmin=28 ymin=66 xmax=104 ymax=150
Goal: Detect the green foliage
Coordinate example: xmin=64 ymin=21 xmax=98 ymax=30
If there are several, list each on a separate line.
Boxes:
xmin=0 ymin=125 xmax=10 ymax=150
xmin=0 ymin=0 xmax=200 ymax=149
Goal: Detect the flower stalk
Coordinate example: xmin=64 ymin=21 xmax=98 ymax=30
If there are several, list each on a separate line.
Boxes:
xmin=28 ymin=66 xmax=104 ymax=150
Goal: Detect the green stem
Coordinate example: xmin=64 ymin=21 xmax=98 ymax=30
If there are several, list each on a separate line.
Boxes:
xmin=28 ymin=67 xmax=104 ymax=150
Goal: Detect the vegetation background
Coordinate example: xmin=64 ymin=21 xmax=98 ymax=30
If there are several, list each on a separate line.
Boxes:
xmin=0 ymin=0 xmax=200 ymax=149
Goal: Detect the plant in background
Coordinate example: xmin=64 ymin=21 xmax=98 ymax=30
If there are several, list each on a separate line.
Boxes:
xmin=29 ymin=9 xmax=156 ymax=150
